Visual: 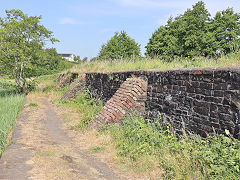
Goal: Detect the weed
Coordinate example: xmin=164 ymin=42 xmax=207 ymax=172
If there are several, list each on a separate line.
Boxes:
xmin=62 ymin=91 xmax=103 ymax=129
xmin=39 ymin=151 xmax=54 ymax=157
xmin=90 ymin=146 xmax=105 ymax=153
xmin=49 ymin=86 xmax=103 ymax=129
xmin=43 ymin=85 xmax=56 ymax=93
xmin=29 ymin=103 xmax=38 ymax=107
xmin=103 ymin=114 xmax=240 ymax=179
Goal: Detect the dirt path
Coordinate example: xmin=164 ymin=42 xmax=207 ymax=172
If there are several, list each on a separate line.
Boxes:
xmin=0 ymin=93 xmax=125 ymax=180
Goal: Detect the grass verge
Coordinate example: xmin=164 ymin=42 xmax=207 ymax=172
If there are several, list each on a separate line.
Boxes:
xmin=0 ymin=79 xmax=25 ymax=156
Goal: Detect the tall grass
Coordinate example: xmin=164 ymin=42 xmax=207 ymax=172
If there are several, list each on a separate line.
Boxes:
xmin=69 ymin=53 xmax=240 ymax=73
xmin=0 ymin=80 xmax=25 ymax=156
xmin=103 ymin=114 xmax=240 ymax=179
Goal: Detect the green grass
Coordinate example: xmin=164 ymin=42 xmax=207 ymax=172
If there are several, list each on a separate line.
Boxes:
xmin=0 ymin=79 xmax=25 ymax=156
xmin=69 ymin=52 xmax=240 ymax=74
xmin=103 ymin=114 xmax=240 ymax=179
xmin=29 ymin=103 xmax=38 ymax=107
xmin=38 ymin=151 xmax=54 ymax=157
xmin=90 ymin=146 xmax=105 ymax=153
xmin=61 ymin=91 xmax=103 ymax=129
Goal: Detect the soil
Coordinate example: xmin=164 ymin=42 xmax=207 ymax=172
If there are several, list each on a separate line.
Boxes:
xmin=0 ymin=93 xmax=129 ymax=180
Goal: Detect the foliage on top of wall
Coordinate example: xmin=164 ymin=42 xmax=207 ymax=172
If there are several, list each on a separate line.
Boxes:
xmin=145 ymin=1 xmax=240 ymax=60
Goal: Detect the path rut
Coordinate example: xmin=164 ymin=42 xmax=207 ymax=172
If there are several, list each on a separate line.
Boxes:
xmin=0 ymin=94 xmax=123 ymax=180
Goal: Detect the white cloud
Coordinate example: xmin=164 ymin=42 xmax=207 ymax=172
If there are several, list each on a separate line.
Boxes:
xmin=58 ymin=17 xmax=87 ymax=25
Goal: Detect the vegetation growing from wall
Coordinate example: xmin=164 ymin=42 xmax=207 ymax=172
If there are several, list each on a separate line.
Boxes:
xmin=98 ymin=30 xmax=141 ymax=60
xmin=145 ymin=1 xmax=240 ymax=59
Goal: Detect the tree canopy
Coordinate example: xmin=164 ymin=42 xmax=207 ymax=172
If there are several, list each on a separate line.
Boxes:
xmin=98 ymin=31 xmax=141 ymax=60
xmin=145 ymin=1 xmax=240 ymax=59
xmin=0 ymin=9 xmax=58 ymax=93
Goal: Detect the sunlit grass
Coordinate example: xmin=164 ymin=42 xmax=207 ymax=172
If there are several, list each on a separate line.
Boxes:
xmin=0 ymin=80 xmax=25 ymax=156
xmin=68 ymin=53 xmax=240 ymax=74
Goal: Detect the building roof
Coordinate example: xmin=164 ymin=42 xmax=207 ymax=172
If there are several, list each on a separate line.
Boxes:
xmin=58 ymin=53 xmax=75 ymax=58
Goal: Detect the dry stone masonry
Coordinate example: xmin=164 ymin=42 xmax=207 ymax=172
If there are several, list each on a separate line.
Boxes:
xmin=58 ymin=66 xmax=240 ymax=139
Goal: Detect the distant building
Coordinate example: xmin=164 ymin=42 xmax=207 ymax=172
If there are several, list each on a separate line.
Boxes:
xmin=58 ymin=53 xmax=75 ymax=62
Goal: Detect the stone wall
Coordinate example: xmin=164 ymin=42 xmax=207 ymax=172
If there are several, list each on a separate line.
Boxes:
xmin=60 ymin=74 xmax=86 ymax=101
xmin=89 ymin=77 xmax=147 ymax=129
xmin=85 ymin=67 xmax=240 ymax=139
xmin=57 ymin=72 xmax=78 ymax=88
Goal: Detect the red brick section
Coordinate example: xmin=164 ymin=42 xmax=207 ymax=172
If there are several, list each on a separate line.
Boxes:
xmin=90 ymin=76 xmax=148 ymax=129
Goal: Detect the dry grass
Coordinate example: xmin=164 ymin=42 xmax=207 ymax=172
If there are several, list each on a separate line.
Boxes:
xmin=53 ymin=97 xmax=162 ymax=179
xmin=67 ymin=53 xmax=240 ymax=74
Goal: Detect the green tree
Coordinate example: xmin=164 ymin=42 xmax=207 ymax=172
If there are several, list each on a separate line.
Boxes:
xmin=98 ymin=30 xmax=141 ymax=60
xmin=145 ymin=23 xmax=178 ymax=60
xmin=181 ymin=1 xmax=210 ymax=57
xmin=0 ymin=9 xmax=58 ymax=93
xmin=24 ymin=48 xmax=63 ymax=77
xmin=82 ymin=57 xmax=88 ymax=63
xmin=211 ymin=8 xmax=240 ymax=55
xmin=74 ymin=55 xmax=81 ymax=63
xmin=146 ymin=1 xmax=240 ymax=59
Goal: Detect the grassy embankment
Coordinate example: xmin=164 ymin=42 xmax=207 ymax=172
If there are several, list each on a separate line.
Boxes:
xmin=0 ymin=79 xmax=25 ymax=156
xmin=69 ymin=52 xmax=240 ymax=73
xmin=43 ymin=54 xmax=240 ymax=179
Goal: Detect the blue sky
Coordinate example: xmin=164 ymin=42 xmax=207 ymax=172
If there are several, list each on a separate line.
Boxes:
xmin=0 ymin=0 xmax=239 ymax=59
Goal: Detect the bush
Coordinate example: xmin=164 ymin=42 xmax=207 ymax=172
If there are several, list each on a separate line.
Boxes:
xmin=24 ymin=79 xmax=38 ymax=94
